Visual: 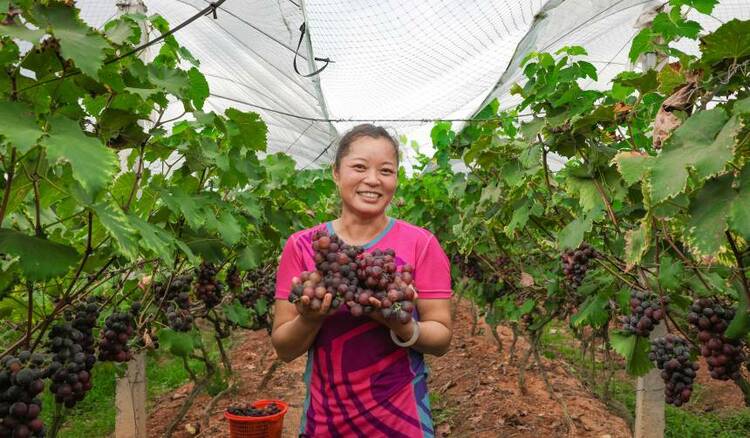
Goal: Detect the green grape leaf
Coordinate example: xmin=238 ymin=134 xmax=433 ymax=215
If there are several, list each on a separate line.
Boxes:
xmin=657 ymin=64 xmax=686 ymax=94
xmin=0 ymin=101 xmax=43 ymax=153
xmin=725 ymin=288 xmax=750 ymax=340
xmin=613 ymin=70 xmax=659 ymax=93
xmin=628 ymin=28 xmax=653 ymax=63
xmin=223 ymin=301 xmax=251 ymax=327
xmin=728 ymin=166 xmax=750 ymax=240
xmin=558 ymin=208 xmax=600 ymax=250
xmin=93 ymin=202 xmax=138 ymax=260
xmin=652 ymin=12 xmax=701 ymax=40
xmin=625 ymin=220 xmax=651 ymax=268
xmin=612 ymin=151 xmax=653 ymax=186
xmin=128 ymin=215 xmax=175 ymax=263
xmin=670 ymin=0 xmax=718 ymax=14
xmin=159 ymin=188 xmax=206 ymax=229
xmin=687 ymin=166 xmax=750 ymax=254
xmin=570 ymin=294 xmax=610 ymax=328
xmin=147 ymin=64 xmax=189 ymax=95
xmin=41 ymin=4 xmax=109 ymax=79
xmin=0 ymin=21 xmax=45 ymax=43
xmin=225 ymin=108 xmax=267 ymax=152
xmin=0 ymin=229 xmax=78 ymax=281
xmin=104 ymin=17 xmax=141 ymax=45
xmin=183 ymin=234 xmax=226 ymax=263
xmin=158 ymin=328 xmax=195 ymax=357
xmin=42 ymin=115 xmax=119 ymax=195
xmin=206 ymin=211 xmax=242 ymax=246
xmin=648 ymin=108 xmax=737 ymax=204
xmin=700 ymin=19 xmax=750 ymax=65
xmin=687 ymin=174 xmax=735 ymax=255
xmin=236 ymin=244 xmax=263 ymax=270
xmin=187 ymin=67 xmax=209 ymax=110
xmin=611 ymin=332 xmax=653 ymax=376
xmin=255 ymin=297 xmax=268 ymax=317
xmin=658 ymin=256 xmax=684 ymax=290
xmin=263 ymin=153 xmax=296 ymax=190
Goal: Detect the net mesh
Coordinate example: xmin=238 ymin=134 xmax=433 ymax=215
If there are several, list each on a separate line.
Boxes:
xmin=72 ymin=0 xmax=750 ymax=167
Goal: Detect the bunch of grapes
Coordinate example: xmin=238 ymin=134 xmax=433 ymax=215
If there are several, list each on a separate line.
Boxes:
xmin=0 ymin=352 xmax=46 ymax=437
xmin=153 ymin=274 xmax=192 ymax=310
xmin=620 ymin=291 xmax=669 ymax=337
xmin=226 ymin=265 xmax=243 ymax=291
xmin=165 ymin=304 xmax=194 ymax=332
xmin=451 ymin=254 xmax=483 ymax=282
xmin=489 ymin=256 xmax=516 ymax=284
xmin=195 ymin=263 xmax=224 ymax=309
xmin=239 ymin=266 xmax=276 ymax=309
xmin=98 ymin=311 xmax=135 ymax=363
xmin=351 ymin=249 xmax=416 ymax=323
xmin=289 ymin=231 xmax=361 ymax=309
xmin=226 ymin=402 xmax=281 ymax=417
xmin=688 ymin=299 xmax=744 ymax=381
xmin=45 ymin=300 xmax=100 ymax=408
xmin=561 ymin=243 xmax=596 ymax=289
xmin=649 ymin=335 xmax=698 ymax=406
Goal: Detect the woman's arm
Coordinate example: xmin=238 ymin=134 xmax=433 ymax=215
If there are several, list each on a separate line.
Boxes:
xmin=372 ymin=298 xmax=452 ymax=356
xmin=271 ymin=295 xmax=334 ymax=362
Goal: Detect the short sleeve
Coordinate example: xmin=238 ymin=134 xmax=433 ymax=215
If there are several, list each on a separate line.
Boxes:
xmin=413 ymin=234 xmax=452 ymax=299
xmin=275 ymin=235 xmax=303 ymax=300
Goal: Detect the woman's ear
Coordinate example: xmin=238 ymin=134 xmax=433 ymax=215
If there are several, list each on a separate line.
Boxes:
xmin=332 ymin=165 xmax=339 ymax=185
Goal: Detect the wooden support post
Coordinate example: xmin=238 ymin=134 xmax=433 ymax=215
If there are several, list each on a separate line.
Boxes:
xmin=634 ymin=322 xmax=665 ymax=438
xmin=115 ymin=352 xmax=147 ymax=438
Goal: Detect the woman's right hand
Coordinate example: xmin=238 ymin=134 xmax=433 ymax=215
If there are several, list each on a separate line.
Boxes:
xmin=295 ymin=293 xmax=337 ymax=323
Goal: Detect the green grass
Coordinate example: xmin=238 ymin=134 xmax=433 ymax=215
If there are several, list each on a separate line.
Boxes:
xmin=38 ymin=330 xmax=234 ymax=438
xmin=541 ymin=324 xmax=750 ymax=438
xmin=429 ymin=391 xmax=457 ymax=427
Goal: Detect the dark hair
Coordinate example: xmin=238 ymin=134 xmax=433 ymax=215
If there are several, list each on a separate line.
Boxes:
xmin=334 ymin=124 xmax=399 ymax=170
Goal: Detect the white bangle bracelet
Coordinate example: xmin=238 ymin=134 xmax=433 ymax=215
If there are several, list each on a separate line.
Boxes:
xmin=390 ymin=319 xmax=420 ymax=348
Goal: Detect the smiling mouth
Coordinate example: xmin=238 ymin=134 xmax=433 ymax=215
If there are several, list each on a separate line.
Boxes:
xmin=357 ymin=191 xmax=382 ymax=200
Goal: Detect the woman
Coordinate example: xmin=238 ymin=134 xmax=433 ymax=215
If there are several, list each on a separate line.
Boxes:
xmin=272 ymin=124 xmax=452 ymax=437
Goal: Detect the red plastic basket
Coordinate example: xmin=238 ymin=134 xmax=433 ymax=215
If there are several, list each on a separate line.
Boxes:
xmin=224 ymin=400 xmax=289 ymax=438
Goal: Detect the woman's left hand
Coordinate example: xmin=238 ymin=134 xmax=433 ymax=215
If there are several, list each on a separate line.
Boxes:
xmin=362 ymin=286 xmax=419 ymax=333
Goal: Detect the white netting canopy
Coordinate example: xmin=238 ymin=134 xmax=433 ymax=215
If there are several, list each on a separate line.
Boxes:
xmin=75 ymin=0 xmax=750 ymax=168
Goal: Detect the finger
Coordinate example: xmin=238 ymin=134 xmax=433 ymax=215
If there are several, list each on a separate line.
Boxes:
xmin=320 ymin=293 xmax=333 ymax=313
xmin=300 ymin=295 xmax=311 ymax=307
xmin=368 ymin=297 xmax=382 ymax=309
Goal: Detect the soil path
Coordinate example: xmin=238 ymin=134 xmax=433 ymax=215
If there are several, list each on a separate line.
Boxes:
xmin=147 ymin=298 xmax=632 ymax=437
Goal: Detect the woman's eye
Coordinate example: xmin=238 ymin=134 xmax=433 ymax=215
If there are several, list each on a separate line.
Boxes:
xmin=381 ymin=169 xmax=394 ymax=175
xmin=353 ymin=164 xmax=366 ymax=171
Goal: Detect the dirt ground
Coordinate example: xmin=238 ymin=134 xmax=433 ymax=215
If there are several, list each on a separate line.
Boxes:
xmin=145 ymin=297 xmax=737 ymax=437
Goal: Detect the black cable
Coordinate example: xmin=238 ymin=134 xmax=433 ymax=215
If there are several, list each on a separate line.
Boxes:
xmin=14 ymin=0 xmax=226 ymax=94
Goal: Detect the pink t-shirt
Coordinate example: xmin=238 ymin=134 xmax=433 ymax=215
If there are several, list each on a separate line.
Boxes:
xmin=275 ymin=218 xmax=451 ymax=437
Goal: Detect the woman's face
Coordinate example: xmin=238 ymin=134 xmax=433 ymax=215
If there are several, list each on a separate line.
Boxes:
xmin=333 ymin=136 xmax=398 ymax=218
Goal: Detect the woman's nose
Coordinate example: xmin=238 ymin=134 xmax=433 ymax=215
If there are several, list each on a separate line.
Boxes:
xmin=363 ymin=169 xmax=380 ymax=185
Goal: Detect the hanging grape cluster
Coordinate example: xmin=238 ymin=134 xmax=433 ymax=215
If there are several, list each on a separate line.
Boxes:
xmin=154 ymin=274 xmax=192 ymax=310
xmin=451 ymin=253 xmax=483 ymax=282
xmin=649 ymin=335 xmax=698 ymax=406
xmin=288 ymin=230 xmax=416 ymax=324
xmin=155 ymin=274 xmax=194 ymax=332
xmin=226 ymin=265 xmax=243 ymax=292
xmin=0 ymin=352 xmax=46 ymax=437
xmin=620 ymin=291 xmax=669 ymax=337
xmin=98 ymin=310 xmax=135 ymax=363
xmin=561 ymin=243 xmax=596 ymax=288
xmin=688 ymin=299 xmax=744 ymax=381
xmin=45 ymin=298 xmax=100 ymax=408
xmin=238 ymin=266 xmax=276 ymax=310
xmin=195 ymin=262 xmax=224 ymax=309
